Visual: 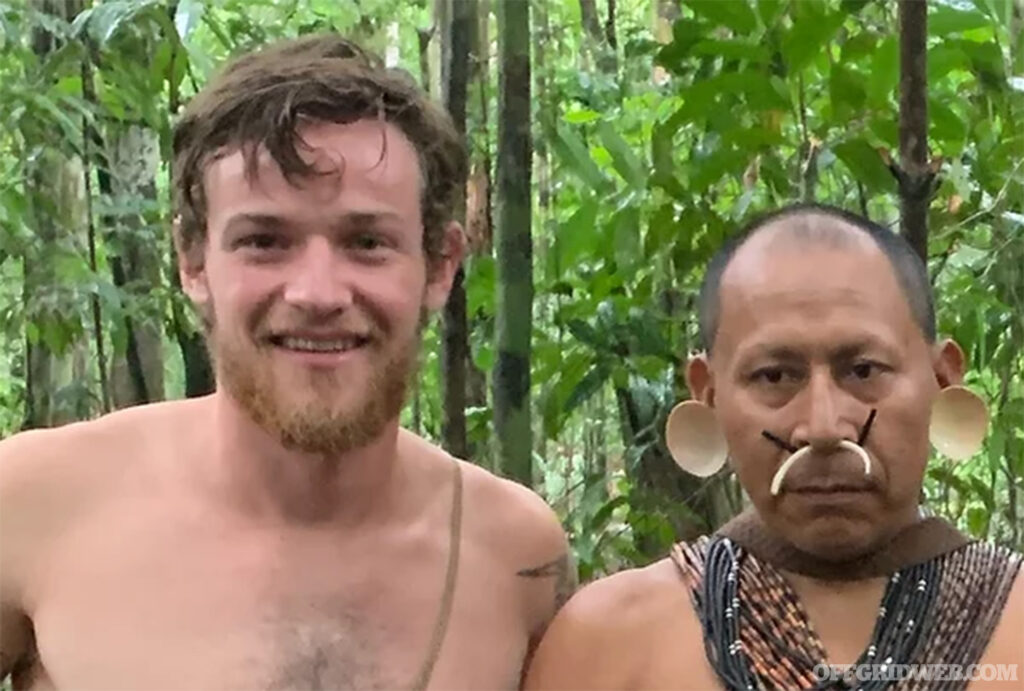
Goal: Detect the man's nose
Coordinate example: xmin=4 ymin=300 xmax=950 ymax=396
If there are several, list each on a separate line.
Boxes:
xmin=281 ymin=238 xmax=354 ymax=312
xmin=791 ymin=371 xmax=853 ymax=451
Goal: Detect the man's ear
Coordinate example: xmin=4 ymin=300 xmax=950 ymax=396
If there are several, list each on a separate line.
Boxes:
xmin=685 ymin=352 xmax=716 ymax=407
xmin=424 ymin=221 xmax=467 ymax=311
xmin=173 ymin=216 xmax=210 ymax=306
xmin=933 ymin=338 xmax=966 ymax=389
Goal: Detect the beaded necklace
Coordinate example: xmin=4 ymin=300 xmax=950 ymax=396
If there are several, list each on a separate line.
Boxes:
xmin=696 ymin=538 xmax=938 ymax=690
xmin=673 ymin=535 xmax=1022 ymax=691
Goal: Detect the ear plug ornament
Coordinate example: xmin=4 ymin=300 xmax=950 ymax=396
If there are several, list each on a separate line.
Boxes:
xmin=930 ymin=386 xmax=988 ymax=461
xmin=665 ymin=401 xmax=728 ymax=477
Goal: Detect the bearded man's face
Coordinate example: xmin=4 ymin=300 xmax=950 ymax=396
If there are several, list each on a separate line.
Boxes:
xmin=180 ymin=119 xmax=457 ymax=455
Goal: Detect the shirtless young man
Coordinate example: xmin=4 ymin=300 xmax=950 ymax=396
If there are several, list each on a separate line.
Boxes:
xmin=1 ymin=36 xmax=573 ymax=690
xmin=526 ymin=205 xmax=1024 ymax=690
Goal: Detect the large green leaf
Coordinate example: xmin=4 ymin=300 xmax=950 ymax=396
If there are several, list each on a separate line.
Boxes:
xmin=612 ymin=202 xmax=641 ymax=270
xmin=72 ymin=0 xmax=162 ymax=45
xmin=656 ymin=19 xmax=704 ymax=73
xmin=782 ymin=7 xmax=844 ymax=73
xmin=929 ymin=6 xmax=991 ymax=36
xmin=929 ymin=98 xmax=967 ymax=150
xmin=466 ymin=255 xmax=496 ymax=317
xmin=687 ymin=0 xmax=757 ymax=34
xmin=551 ymin=123 xmax=610 ymax=192
xmin=554 ymin=198 xmax=599 ymax=270
xmin=174 ymin=0 xmax=205 ymax=41
xmin=830 ymin=64 xmax=867 ymax=118
xmin=596 ymin=121 xmax=645 ymax=189
xmin=868 ymin=38 xmax=898 ymax=107
xmin=832 ymin=139 xmax=893 ymax=193
xmin=542 ymin=350 xmax=594 ymax=438
xmin=564 ymin=363 xmax=612 ymax=418
xmin=691 ymin=39 xmax=769 ymax=65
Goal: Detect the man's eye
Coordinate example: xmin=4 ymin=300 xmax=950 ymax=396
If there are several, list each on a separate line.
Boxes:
xmin=349 ymin=233 xmax=391 ymax=255
xmin=752 ymin=367 xmax=796 ymax=385
xmin=850 ymin=361 xmax=886 ymax=380
xmin=353 ymin=235 xmax=382 ymax=250
xmin=238 ymin=234 xmax=282 ymax=250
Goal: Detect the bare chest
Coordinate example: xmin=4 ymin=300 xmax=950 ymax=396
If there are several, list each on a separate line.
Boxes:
xmin=25 ymin=506 xmax=526 ymax=690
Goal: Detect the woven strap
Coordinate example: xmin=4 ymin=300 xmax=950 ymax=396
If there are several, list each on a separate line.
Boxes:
xmin=409 ymin=457 xmax=463 ymax=691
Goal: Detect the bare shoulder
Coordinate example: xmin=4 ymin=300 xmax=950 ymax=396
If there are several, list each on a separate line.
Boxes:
xmin=397 ymin=430 xmax=571 ymax=641
xmin=0 ymin=399 xmax=203 ymax=676
xmin=0 ymin=399 xmax=201 ymax=497
xmin=0 ymin=399 xmax=204 ymax=579
xmin=978 ymin=553 xmax=1024 ymax=675
xmin=525 ymin=557 xmax=694 ymax=689
xmin=397 ymin=429 xmax=567 ymax=566
xmin=459 ymin=460 xmax=567 ymax=562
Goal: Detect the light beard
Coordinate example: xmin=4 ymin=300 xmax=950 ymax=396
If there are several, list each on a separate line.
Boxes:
xmin=213 ymin=323 xmax=421 ymax=458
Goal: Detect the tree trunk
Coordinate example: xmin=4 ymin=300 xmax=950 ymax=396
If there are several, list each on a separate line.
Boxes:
xmin=898 ymin=0 xmax=930 ymax=263
xmin=579 ymin=0 xmax=603 ymax=44
xmin=439 ymin=0 xmax=474 ymax=460
xmin=494 ymin=0 xmax=533 ymax=485
xmin=417 ymin=26 xmax=432 ymax=89
xmin=605 ymin=0 xmax=617 ymax=51
xmin=579 ymin=0 xmax=617 ymax=73
xmin=166 ymin=20 xmax=215 ymax=398
xmin=106 ymin=124 xmax=166 ymax=407
xmin=461 ymin=0 xmax=491 ymax=466
xmin=22 ymin=0 xmax=89 ymax=429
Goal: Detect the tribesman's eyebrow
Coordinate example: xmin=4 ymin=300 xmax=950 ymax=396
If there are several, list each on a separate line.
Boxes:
xmin=738 ymin=336 xmax=900 ymax=366
xmin=741 ymin=344 xmax=806 ymax=363
xmin=829 ymin=338 xmax=898 ymax=361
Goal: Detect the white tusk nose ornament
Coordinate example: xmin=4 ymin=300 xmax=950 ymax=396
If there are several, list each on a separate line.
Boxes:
xmin=770 ymin=440 xmax=872 ymax=496
xmin=767 ymin=408 xmax=876 ymax=496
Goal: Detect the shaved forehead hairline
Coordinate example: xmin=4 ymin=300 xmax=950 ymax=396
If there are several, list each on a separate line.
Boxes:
xmin=718 ymin=214 xmax=884 ymax=294
xmin=735 ymin=212 xmax=875 ymax=260
xmin=697 ymin=204 xmax=937 ymax=354
xmin=714 ymin=216 xmax=918 ymax=360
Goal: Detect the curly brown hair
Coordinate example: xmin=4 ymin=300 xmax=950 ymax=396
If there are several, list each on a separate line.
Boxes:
xmin=172 ymin=34 xmax=466 ymax=266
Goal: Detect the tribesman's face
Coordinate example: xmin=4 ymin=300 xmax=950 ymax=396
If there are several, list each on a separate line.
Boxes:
xmin=179 ymin=119 xmax=462 ymax=456
xmin=688 ymin=218 xmax=965 ymax=560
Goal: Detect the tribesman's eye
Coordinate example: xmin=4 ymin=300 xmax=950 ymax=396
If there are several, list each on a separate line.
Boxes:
xmin=752 ymin=367 xmax=799 ymax=385
xmin=850 ymin=361 xmax=888 ymax=380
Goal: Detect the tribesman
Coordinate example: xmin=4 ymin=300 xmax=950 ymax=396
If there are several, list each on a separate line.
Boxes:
xmin=526 ymin=204 xmax=1023 ymax=691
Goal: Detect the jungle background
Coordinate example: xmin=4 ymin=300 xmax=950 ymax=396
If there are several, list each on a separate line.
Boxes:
xmin=1 ymin=0 xmax=1022 ymax=584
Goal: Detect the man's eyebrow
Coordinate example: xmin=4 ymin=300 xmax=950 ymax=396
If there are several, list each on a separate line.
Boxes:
xmin=221 ymin=211 xmax=402 ymax=238
xmin=830 ymin=338 xmax=896 ymax=360
xmin=742 ymin=344 xmax=806 ymax=363
xmin=222 ymin=213 xmax=288 ymax=235
xmin=332 ymin=211 xmax=402 ymax=228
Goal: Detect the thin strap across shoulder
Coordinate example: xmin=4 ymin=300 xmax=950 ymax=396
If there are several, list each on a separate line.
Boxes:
xmin=409 ymin=456 xmax=463 ymax=691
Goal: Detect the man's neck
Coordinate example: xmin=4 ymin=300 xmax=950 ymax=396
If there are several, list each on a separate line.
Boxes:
xmin=199 ymin=391 xmax=403 ymax=526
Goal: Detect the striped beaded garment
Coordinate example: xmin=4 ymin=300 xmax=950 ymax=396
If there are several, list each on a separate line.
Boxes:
xmin=671 ymin=522 xmax=1022 ymax=691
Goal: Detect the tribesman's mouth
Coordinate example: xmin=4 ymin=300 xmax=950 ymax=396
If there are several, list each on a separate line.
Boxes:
xmin=267 ymin=334 xmax=370 ymax=353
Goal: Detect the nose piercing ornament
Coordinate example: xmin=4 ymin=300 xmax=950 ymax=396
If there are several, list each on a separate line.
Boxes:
xmin=766 ymin=409 xmax=877 ymax=496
